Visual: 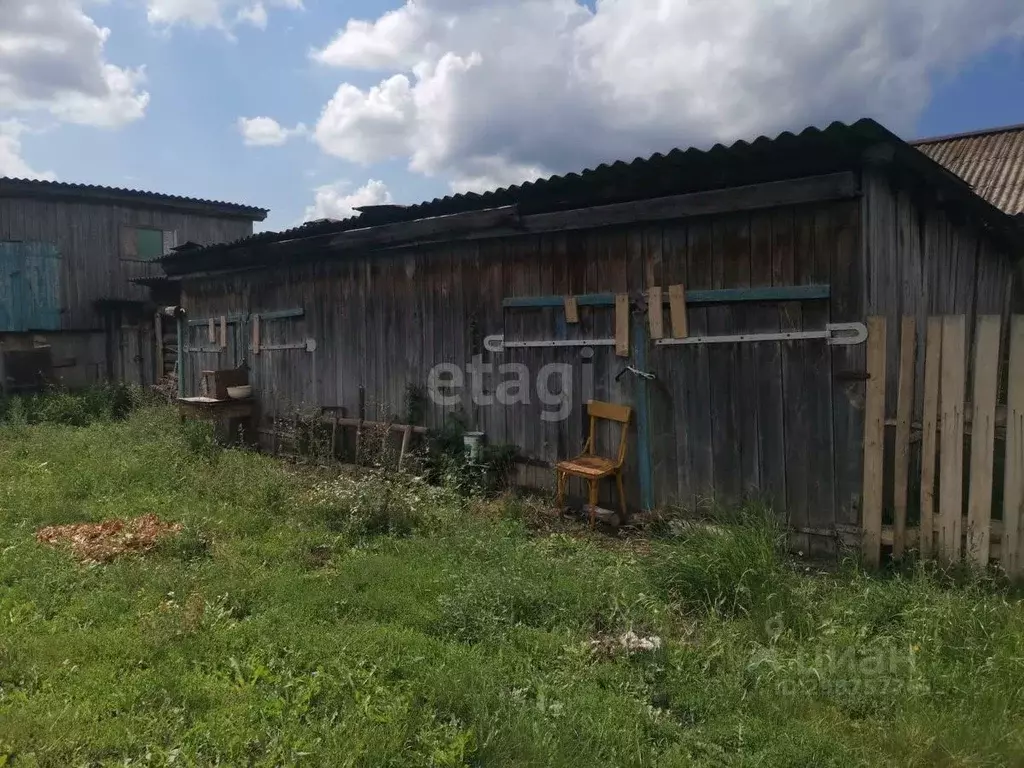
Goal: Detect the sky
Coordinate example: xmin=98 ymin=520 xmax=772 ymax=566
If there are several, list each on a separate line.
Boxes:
xmin=2 ymin=1 xmax=1023 ymax=233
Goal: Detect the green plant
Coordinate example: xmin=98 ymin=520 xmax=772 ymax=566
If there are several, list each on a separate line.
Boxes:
xmin=423 ymin=412 xmax=517 ymax=497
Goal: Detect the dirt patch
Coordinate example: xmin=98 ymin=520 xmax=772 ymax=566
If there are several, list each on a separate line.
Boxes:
xmin=36 ymin=514 xmax=182 ymax=563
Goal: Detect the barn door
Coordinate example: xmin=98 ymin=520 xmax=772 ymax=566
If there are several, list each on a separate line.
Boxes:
xmin=501 ymin=293 xmax=649 ymax=510
xmin=180 ymin=313 xmax=248 ymax=397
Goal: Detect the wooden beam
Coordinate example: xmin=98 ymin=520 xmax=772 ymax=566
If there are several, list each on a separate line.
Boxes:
xmin=967 ymin=316 xmax=1001 ymax=566
xmin=861 ymin=316 xmax=886 ymax=567
xmin=647 ymin=287 xmax=663 ymax=339
xmin=668 ymin=284 xmax=688 ymax=338
xmin=502 ymin=284 xmax=829 ymax=309
xmin=939 ymin=315 xmax=967 ymax=565
xmin=893 ymin=317 xmax=916 ymax=559
xmin=615 ymin=294 xmax=630 ymax=357
xmin=564 ymin=296 xmax=579 ymax=324
xmin=519 ymin=173 xmax=859 ymax=235
xmin=919 ymin=317 xmax=942 ymax=558
xmin=1004 ymin=316 xmax=1024 ymax=577
xmin=329 ymin=205 xmax=521 ymax=250
xmin=251 ymin=313 xmax=261 ymax=355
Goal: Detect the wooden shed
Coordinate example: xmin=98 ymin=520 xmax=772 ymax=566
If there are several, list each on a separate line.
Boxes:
xmin=0 ymin=178 xmax=266 ymax=389
xmin=160 ymin=119 xmax=1023 ymax=555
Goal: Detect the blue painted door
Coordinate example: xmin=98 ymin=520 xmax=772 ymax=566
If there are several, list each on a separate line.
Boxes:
xmin=0 ymin=242 xmax=62 ymax=331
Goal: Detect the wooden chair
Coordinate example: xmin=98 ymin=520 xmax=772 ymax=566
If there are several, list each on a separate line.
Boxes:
xmin=555 ymin=400 xmax=632 ymax=528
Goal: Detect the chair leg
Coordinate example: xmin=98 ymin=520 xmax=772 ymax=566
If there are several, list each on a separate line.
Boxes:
xmin=588 ymin=480 xmax=600 ymax=529
xmin=615 ymin=472 xmax=628 ymax=525
xmin=555 ymin=471 xmax=565 ymax=511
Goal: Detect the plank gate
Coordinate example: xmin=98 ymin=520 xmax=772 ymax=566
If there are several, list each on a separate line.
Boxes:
xmin=860 ymin=314 xmax=1024 ymax=573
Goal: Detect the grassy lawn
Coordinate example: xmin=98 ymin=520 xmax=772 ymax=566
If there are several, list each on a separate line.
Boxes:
xmin=1 ymin=406 xmax=1023 ymax=766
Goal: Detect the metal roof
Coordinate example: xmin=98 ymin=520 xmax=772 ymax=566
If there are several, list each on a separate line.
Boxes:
xmin=913 ymin=123 xmax=1024 ymax=216
xmin=162 ymin=118 xmax=1022 ymax=275
xmin=0 ymin=177 xmax=268 ymax=220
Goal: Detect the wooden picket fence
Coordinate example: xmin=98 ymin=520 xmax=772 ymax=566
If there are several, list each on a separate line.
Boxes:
xmin=861 ymin=314 xmax=1024 ymax=572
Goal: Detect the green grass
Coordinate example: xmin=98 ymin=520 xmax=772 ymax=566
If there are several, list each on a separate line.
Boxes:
xmin=1 ymin=407 xmax=1023 ymax=766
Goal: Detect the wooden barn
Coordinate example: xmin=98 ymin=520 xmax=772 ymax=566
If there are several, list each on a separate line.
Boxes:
xmin=0 ymin=178 xmax=266 ymax=391
xmin=159 ymin=119 xmax=1024 ymax=555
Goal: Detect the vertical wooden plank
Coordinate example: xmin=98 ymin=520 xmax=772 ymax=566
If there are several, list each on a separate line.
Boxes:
xmin=892 ymin=317 xmax=916 ymax=559
xmin=939 ymin=315 xmax=967 ymax=565
xmin=564 ymin=296 xmax=579 ymax=324
xmin=252 ymin=313 xmax=261 ymax=355
xmin=154 ymin=312 xmax=164 ymax=381
xmin=749 ymin=210 xmax=786 ymax=511
xmin=219 ymin=315 xmax=227 ymax=350
xmin=1003 ymin=316 xmax=1024 ymax=577
xmin=707 ymin=217 xmax=743 ymax=505
xmin=861 ymin=315 xmax=886 ymax=567
xmin=966 ymin=316 xmax=1001 ymax=566
xmin=668 ymin=284 xmax=688 ymax=338
xmin=647 ymin=287 xmax=663 ymax=340
xmin=684 ymin=221 xmax=715 ymax=506
xmin=919 ymin=317 xmax=942 ymax=558
xmin=830 ymin=200 xmax=865 ymax=532
xmin=615 ymin=293 xmax=629 ymax=357
xmin=775 ymin=208 xmax=807 ymax=548
xmin=207 ymin=318 xmax=215 ymax=344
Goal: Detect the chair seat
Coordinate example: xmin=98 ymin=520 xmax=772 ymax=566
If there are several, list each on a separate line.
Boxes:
xmin=556 ymin=455 xmax=617 ymax=478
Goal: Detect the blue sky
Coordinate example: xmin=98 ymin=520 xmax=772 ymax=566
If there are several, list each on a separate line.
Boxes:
xmin=4 ymin=1 xmax=1024 ymax=232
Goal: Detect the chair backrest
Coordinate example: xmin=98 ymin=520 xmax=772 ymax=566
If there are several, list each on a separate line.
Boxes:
xmin=585 ymin=400 xmax=632 ymax=466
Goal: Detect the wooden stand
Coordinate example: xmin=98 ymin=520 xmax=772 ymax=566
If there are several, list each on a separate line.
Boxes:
xmin=177 ymin=396 xmax=258 ymax=446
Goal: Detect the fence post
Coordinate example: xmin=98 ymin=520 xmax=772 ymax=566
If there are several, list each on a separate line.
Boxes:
xmin=861 ymin=316 xmax=886 ymax=567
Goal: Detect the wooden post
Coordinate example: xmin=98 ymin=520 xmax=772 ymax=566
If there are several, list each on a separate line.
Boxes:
xmin=861 ymin=316 xmax=886 ymax=567
xmin=648 ymin=287 xmax=664 ymax=340
xmin=219 ymin=315 xmax=227 ymax=350
xmin=893 ymin=317 xmax=916 ymax=559
xmin=966 ymin=316 xmax=1001 ymax=566
xmin=398 ymin=425 xmax=413 ymax=470
xmin=154 ymin=312 xmax=164 ymax=382
xmin=1003 ymin=316 xmax=1024 ymax=577
xmin=252 ymin=314 xmax=261 ymax=355
xmin=919 ymin=318 xmax=942 ymax=558
xmin=207 ymin=318 xmax=216 ymax=344
xmin=938 ymin=315 xmax=967 ymax=565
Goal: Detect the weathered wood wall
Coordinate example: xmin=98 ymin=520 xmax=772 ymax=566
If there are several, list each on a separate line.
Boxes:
xmin=178 ymin=172 xmax=1016 ymax=544
xmin=0 ymin=197 xmax=253 ymax=330
xmin=858 ymin=169 xmax=1017 ymax=550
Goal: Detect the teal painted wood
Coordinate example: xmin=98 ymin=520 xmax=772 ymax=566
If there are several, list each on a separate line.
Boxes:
xmin=0 ymin=241 xmax=61 ymax=331
xmin=632 ymin=318 xmax=655 ymax=511
xmin=502 ymin=284 xmax=830 ymax=309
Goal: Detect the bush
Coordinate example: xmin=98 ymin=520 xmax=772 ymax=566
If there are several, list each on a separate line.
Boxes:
xmin=647 ymin=505 xmax=800 ymax=627
xmin=302 ymin=470 xmax=462 ymax=541
xmin=0 ymin=383 xmax=144 ymax=427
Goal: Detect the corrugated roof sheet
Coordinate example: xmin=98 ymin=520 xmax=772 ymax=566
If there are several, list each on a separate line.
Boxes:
xmin=0 ymin=177 xmax=268 ymax=220
xmin=913 ymin=124 xmax=1024 ymax=216
xmin=162 ymin=118 xmax=1022 ymax=275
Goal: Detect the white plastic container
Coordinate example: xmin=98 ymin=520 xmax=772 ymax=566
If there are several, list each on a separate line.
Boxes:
xmin=463 ymin=431 xmax=485 ymax=461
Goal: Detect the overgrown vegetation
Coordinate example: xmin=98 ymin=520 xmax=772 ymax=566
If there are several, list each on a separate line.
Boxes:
xmin=0 ymin=382 xmax=143 ymax=427
xmin=0 ymin=405 xmax=1022 ymax=766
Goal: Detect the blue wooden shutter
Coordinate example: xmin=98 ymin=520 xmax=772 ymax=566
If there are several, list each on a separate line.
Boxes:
xmin=0 ymin=242 xmax=62 ymax=331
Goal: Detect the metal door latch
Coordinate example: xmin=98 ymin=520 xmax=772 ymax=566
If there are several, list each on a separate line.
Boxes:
xmin=616 ymin=365 xmax=656 ymax=382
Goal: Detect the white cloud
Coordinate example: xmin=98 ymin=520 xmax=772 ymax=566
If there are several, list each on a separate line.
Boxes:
xmin=0 ymin=120 xmax=56 ymax=180
xmin=303 ymin=179 xmax=392 ymax=221
xmin=238 ymin=116 xmax=306 ymax=146
xmin=147 ymin=0 xmax=303 ymax=31
xmin=0 ymin=0 xmax=149 ymax=128
xmin=309 ymin=0 xmax=1024 ymax=192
